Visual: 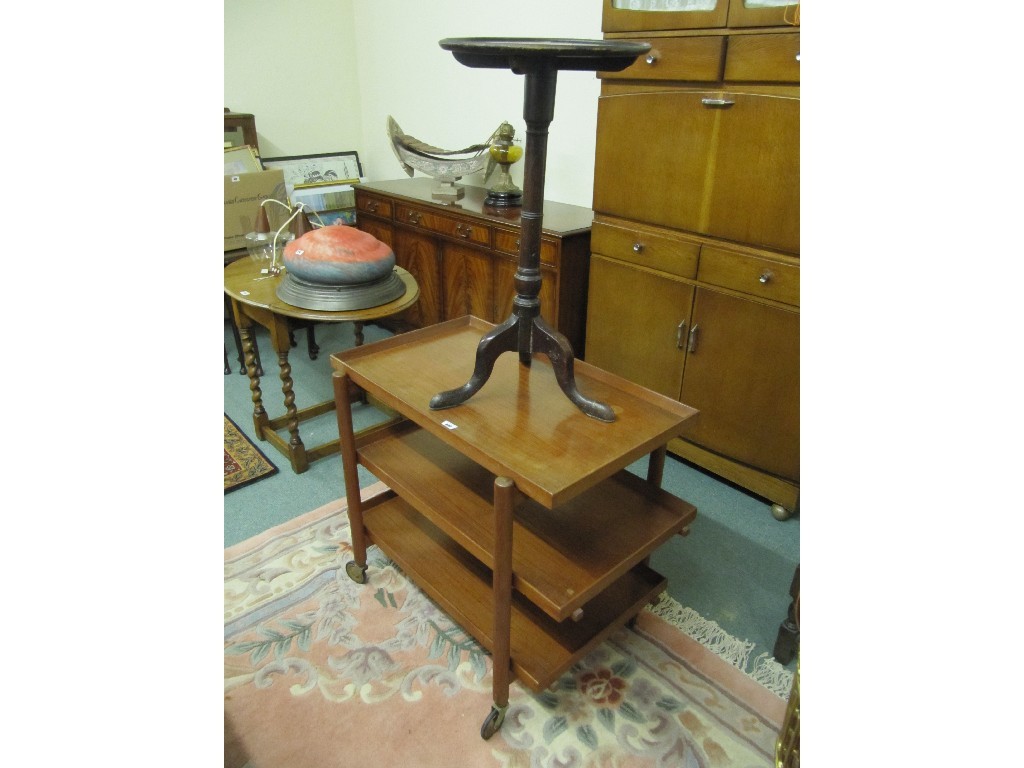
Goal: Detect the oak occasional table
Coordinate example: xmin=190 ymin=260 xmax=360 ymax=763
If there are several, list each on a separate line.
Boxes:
xmin=224 ymin=258 xmax=420 ymax=473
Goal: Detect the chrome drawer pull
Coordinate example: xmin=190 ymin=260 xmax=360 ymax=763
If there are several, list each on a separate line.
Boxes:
xmin=687 ymin=324 xmax=700 ymax=353
xmin=759 ymin=271 xmax=774 ymax=284
xmin=645 ymin=53 xmax=658 ymax=65
xmin=633 ymin=242 xmax=644 ymax=253
xmin=701 ymin=98 xmax=735 ymax=108
xmin=675 ymin=320 xmax=687 ymax=349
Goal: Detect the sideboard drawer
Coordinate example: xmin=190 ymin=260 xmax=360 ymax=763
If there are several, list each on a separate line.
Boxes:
xmin=494 ymin=228 xmax=559 ymax=267
xmin=395 ymin=203 xmax=492 ymax=247
xmin=724 ymin=32 xmax=800 ymax=83
xmin=357 ymin=194 xmax=392 ymax=219
xmin=697 ymin=245 xmax=799 ymax=306
xmin=592 ymin=220 xmax=699 ymax=279
xmin=600 ymin=35 xmax=725 ymax=82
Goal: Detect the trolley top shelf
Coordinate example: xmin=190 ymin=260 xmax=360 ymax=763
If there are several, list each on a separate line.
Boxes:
xmin=331 ymin=315 xmax=699 ymax=508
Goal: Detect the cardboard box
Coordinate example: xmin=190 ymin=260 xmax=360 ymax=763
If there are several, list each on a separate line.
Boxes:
xmin=224 ymin=169 xmax=287 ymax=251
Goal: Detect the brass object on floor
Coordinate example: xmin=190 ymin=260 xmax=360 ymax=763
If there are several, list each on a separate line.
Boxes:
xmin=775 ymin=656 xmax=799 ymax=766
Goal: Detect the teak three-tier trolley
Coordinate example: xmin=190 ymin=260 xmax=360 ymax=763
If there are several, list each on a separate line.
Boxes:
xmin=331 ymin=316 xmax=699 ymax=739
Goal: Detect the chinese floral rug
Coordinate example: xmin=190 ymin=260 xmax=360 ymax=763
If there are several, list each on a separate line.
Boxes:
xmin=224 ymin=483 xmax=788 ymax=768
xmin=224 ymin=415 xmax=278 ymax=494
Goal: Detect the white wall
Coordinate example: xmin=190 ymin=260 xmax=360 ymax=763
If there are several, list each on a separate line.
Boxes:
xmin=223 ymin=0 xmax=362 ymax=159
xmin=225 ymin=0 xmax=603 ymax=207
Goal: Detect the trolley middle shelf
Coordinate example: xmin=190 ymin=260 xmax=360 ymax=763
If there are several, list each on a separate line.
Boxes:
xmin=356 ymin=418 xmax=697 ymax=623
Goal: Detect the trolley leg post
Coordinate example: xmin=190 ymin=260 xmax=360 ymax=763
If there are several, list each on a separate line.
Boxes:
xmin=333 ymin=371 xmax=368 ymax=583
xmin=482 ymin=476 xmax=516 ymax=740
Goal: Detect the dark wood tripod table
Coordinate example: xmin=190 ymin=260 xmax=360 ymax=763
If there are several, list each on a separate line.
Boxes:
xmin=430 ymin=38 xmax=650 ymax=423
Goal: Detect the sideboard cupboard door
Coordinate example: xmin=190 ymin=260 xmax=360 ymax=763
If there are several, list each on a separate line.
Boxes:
xmin=678 ymin=287 xmax=799 ymax=481
xmin=443 ymin=242 xmax=496 ymax=323
xmin=358 ymin=217 xmax=392 ymax=249
xmin=594 ymin=89 xmax=799 ymax=254
xmin=584 ymin=254 xmax=693 ymax=400
xmin=393 ymin=228 xmax=443 ymax=328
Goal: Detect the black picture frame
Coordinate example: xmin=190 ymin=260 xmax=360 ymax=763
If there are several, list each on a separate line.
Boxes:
xmin=261 ymin=151 xmax=363 ymax=193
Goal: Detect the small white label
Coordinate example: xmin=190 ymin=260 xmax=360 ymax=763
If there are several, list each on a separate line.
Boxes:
xmin=240 ymin=290 xmax=250 ymax=296
xmin=441 ymin=420 xmax=458 ymax=430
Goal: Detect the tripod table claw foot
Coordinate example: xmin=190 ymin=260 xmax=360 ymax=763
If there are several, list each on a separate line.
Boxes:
xmin=429 ymin=316 xmax=517 ymax=411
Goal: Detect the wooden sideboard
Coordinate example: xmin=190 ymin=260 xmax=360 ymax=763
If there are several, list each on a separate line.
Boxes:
xmin=587 ymin=0 xmax=800 ymax=517
xmin=353 ymin=178 xmax=594 ymax=356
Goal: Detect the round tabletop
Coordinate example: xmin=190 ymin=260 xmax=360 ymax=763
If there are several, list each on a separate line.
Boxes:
xmin=438 ymin=37 xmax=650 ymax=73
xmin=224 ymin=258 xmax=420 ymax=323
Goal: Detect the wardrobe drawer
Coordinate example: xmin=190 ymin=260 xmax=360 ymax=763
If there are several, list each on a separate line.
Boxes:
xmin=724 ymin=32 xmax=800 ymax=83
xmin=395 ymin=203 xmax=491 ymax=247
xmin=494 ymin=228 xmax=559 ymax=267
xmin=591 ymin=220 xmax=699 ymax=279
xmin=697 ymin=246 xmax=799 ymax=306
xmin=601 ymin=36 xmax=724 ymax=82
xmin=356 ymin=193 xmax=392 ymax=219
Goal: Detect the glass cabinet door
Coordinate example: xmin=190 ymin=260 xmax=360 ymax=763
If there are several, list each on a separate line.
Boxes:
xmin=727 ymin=0 xmax=800 ymax=28
xmin=603 ymin=0 xmax=729 ymax=33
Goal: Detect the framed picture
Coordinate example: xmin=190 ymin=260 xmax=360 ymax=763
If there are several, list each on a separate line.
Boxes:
xmin=290 ymin=183 xmax=356 ymax=213
xmin=224 ymin=145 xmax=262 ymax=175
xmin=314 ymin=208 xmax=358 ymax=227
xmin=261 ymin=152 xmax=362 ymax=196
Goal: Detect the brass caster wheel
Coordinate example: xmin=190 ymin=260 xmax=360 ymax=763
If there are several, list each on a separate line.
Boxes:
xmin=771 ymin=503 xmax=793 ymax=521
xmin=345 ymin=560 xmax=368 ymax=584
xmin=480 ymin=705 xmax=507 ymax=740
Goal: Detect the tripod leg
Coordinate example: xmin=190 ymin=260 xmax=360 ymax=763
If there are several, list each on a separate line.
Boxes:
xmin=532 ymin=317 xmax=615 ymax=422
xmin=429 ymin=315 xmax=519 ymax=411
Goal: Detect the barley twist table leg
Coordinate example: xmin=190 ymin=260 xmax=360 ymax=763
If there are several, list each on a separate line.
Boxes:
xmin=276 ymin=349 xmax=308 ymax=473
xmin=239 ymin=325 xmax=268 ymax=437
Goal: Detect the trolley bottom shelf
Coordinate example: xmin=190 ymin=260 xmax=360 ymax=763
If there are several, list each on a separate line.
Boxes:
xmin=359 ymin=490 xmax=666 ymax=692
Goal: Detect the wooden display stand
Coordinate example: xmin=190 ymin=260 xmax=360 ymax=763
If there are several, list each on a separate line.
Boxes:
xmin=331 ymin=316 xmax=699 ymax=739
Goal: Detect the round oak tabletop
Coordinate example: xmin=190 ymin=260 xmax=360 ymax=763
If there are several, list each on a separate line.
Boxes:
xmin=224 ymin=258 xmax=420 ymax=323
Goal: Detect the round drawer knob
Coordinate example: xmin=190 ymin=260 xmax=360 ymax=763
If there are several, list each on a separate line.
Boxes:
xmin=759 ymin=271 xmax=773 ymax=284
xmin=632 ymin=242 xmax=644 ymax=253
xmin=645 ymin=53 xmax=658 ymax=65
